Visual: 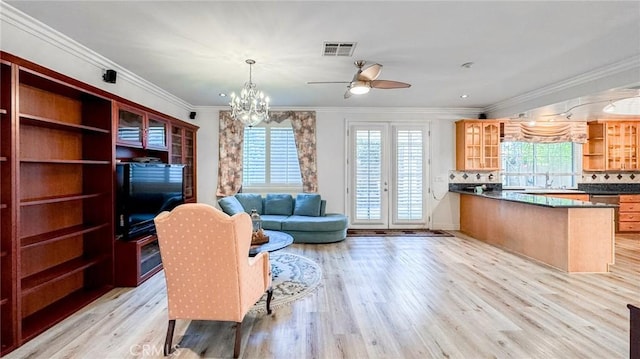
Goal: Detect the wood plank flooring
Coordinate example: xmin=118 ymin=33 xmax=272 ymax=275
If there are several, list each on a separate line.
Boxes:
xmin=5 ymin=232 xmax=639 ymax=358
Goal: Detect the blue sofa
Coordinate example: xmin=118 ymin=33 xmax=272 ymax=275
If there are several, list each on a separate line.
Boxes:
xmin=218 ymin=193 xmax=348 ymax=244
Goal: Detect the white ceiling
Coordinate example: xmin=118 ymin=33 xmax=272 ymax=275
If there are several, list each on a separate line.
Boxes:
xmin=5 ymin=1 xmax=640 ymax=118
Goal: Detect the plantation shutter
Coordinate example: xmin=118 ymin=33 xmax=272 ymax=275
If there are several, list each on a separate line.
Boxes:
xmin=355 ymin=129 xmax=382 ymax=220
xmin=242 ymin=126 xmax=301 ymax=186
xmin=395 ymin=130 xmax=423 ymax=220
xmin=269 ymin=127 xmax=302 ymax=185
xmin=243 ymin=127 xmax=266 ymax=185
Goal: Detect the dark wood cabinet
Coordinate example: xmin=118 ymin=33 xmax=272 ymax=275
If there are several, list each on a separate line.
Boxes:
xmin=0 ymin=55 xmax=115 ymax=355
xmin=171 ymin=124 xmax=197 ymax=202
xmin=114 ymin=234 xmax=162 ymax=287
xmin=1 ymin=59 xmax=17 ymax=355
xmin=0 ymin=52 xmax=198 ymax=355
xmin=116 ymin=104 xmax=168 ymax=151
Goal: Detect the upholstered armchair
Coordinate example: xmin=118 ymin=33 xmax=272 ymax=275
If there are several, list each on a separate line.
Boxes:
xmin=154 ymin=203 xmax=273 ymax=358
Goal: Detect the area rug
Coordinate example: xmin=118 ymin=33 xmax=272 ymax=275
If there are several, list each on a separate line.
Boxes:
xmin=347 ymin=228 xmax=453 ymax=237
xmin=250 ymin=252 xmax=322 ymax=315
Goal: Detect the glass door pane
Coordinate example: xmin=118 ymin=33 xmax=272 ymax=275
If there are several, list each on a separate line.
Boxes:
xmin=392 ymin=127 xmax=425 ymax=225
xmin=350 ymin=125 xmax=387 ymax=227
xmin=117 ymin=108 xmax=143 ymax=146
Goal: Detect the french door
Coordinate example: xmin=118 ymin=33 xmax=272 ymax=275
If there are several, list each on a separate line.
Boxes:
xmin=347 ymin=122 xmax=429 ymax=229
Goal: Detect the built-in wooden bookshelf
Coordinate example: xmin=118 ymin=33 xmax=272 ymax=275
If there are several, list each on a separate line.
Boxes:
xmin=1 ymin=51 xmax=198 ymax=355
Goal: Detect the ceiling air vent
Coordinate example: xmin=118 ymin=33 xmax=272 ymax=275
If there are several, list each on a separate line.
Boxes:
xmin=323 ymin=42 xmax=356 ymax=57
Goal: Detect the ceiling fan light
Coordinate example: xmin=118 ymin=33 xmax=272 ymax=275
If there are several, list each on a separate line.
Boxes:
xmin=349 ymin=81 xmax=370 ymax=95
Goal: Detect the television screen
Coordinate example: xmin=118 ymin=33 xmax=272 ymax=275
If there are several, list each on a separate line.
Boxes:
xmin=116 ymin=163 xmax=185 ymax=240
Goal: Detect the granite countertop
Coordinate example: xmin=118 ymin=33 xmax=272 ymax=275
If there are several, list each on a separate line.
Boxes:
xmin=450 ymin=189 xmax=618 ymax=208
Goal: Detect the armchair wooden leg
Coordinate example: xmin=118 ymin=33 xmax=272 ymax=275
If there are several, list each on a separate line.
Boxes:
xmin=266 ymin=287 xmax=273 ymax=315
xmin=234 ymin=322 xmax=242 ymax=358
xmin=164 ymin=319 xmax=176 ymax=356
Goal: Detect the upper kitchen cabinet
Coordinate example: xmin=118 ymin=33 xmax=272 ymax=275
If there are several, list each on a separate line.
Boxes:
xmin=583 ymin=120 xmax=640 ymax=171
xmin=115 ymin=104 xmax=168 ymax=151
xmin=455 ymin=120 xmax=501 ymax=171
xmin=606 ymin=122 xmax=638 ymax=171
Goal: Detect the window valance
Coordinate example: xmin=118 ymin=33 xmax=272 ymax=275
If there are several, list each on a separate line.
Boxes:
xmin=502 ymin=121 xmax=587 ymax=143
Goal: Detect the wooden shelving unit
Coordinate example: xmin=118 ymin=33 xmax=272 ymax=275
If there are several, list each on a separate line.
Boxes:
xmin=0 ymin=56 xmax=115 ymax=355
xmin=0 ymin=59 xmax=17 ymax=356
xmin=1 ymin=51 xmax=199 ymax=355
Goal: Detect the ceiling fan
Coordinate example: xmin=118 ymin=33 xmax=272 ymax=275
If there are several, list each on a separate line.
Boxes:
xmin=307 ymin=60 xmax=411 ymax=99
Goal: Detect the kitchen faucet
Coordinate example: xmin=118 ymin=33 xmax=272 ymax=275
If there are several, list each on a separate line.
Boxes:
xmin=545 ymin=172 xmax=554 ymax=188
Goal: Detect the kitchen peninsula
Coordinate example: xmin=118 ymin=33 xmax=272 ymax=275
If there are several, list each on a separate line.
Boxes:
xmin=453 ymin=189 xmax=616 ymax=273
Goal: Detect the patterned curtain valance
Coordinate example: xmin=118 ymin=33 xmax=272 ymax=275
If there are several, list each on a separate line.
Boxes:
xmin=216 ymin=110 xmax=318 ymax=195
xmin=502 ymin=121 xmax=587 ymax=143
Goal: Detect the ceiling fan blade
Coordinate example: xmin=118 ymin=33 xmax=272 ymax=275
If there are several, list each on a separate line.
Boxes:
xmin=370 ymin=80 xmax=411 ymax=89
xmin=344 ymin=88 xmax=352 ymax=99
xmin=307 ymin=81 xmax=351 ymax=85
xmin=358 ymin=63 xmax=382 ymax=81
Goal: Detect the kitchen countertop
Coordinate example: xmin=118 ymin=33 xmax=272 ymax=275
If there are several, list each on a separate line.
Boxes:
xmin=450 ymin=189 xmax=618 ymax=208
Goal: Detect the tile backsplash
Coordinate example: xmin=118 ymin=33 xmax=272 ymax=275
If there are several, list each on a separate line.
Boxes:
xmin=580 ymin=172 xmax=640 ymax=184
xmin=449 ymin=170 xmax=640 ymax=185
xmin=448 ymin=170 xmax=501 ymax=184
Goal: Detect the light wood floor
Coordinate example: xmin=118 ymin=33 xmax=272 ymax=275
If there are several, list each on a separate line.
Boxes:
xmin=5 ymin=232 xmax=639 ymax=359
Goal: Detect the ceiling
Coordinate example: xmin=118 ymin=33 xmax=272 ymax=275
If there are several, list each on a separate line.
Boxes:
xmin=5 ymin=1 xmax=640 ymax=118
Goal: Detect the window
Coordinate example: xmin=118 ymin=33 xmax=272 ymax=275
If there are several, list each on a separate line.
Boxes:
xmin=242 ymin=123 xmax=302 ymax=189
xmin=501 ymin=142 xmax=581 ymax=188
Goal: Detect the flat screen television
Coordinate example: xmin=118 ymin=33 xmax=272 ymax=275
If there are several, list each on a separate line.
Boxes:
xmin=116 ymin=163 xmax=185 ymax=240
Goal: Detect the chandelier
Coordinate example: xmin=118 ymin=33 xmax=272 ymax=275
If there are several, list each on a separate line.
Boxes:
xmin=229 ymin=59 xmax=270 ymax=127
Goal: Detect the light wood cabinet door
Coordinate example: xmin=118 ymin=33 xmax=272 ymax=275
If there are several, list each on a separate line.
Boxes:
xmin=456 ymin=120 xmax=501 ymax=171
xmin=606 ymin=122 xmax=639 ymax=171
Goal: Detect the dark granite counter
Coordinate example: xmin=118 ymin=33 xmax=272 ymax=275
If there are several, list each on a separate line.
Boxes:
xmin=450 ymin=189 xmax=617 ymax=208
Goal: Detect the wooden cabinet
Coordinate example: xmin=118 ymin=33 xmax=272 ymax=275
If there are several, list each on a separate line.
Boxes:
xmin=583 ymin=121 xmax=640 ymax=171
xmin=0 ymin=51 xmax=199 ymax=355
xmin=606 ymin=122 xmax=639 ymax=170
xmin=116 ymin=104 xmax=168 ymax=151
xmin=455 ymin=120 xmax=501 ymax=171
xmin=0 ymin=60 xmax=17 ymax=355
xmin=0 ymin=59 xmax=115 ymax=354
xmin=171 ymin=124 xmax=197 ymax=202
xmin=618 ymin=195 xmax=640 ymax=232
xmin=583 ymin=122 xmax=605 ymax=171
xmin=114 ymin=234 xmax=162 ymax=287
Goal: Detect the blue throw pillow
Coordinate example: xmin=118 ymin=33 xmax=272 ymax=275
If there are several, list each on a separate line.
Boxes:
xmin=293 ymin=193 xmax=322 ymax=217
xmin=218 ymin=196 xmax=245 ymax=215
xmin=265 ymin=194 xmax=293 ymax=215
xmin=235 ymin=193 xmax=263 ymax=214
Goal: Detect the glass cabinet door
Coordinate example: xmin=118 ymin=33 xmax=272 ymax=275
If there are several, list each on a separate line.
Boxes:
xmin=482 ymin=123 xmax=500 ymax=170
xmin=117 ymin=108 xmax=144 ymax=146
xmin=465 ymin=123 xmax=482 ymax=169
xmin=146 ymin=117 xmax=167 ymax=149
xmin=183 ymin=129 xmax=195 ymax=199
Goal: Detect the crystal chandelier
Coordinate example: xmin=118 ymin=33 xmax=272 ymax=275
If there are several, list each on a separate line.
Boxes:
xmin=229 ymin=59 xmax=270 ymax=127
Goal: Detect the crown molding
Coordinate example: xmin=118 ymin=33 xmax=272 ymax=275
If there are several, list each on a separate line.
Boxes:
xmin=485 ymin=55 xmax=640 ymax=114
xmin=1 ymin=2 xmax=192 ymax=110
xmin=196 ymin=105 xmax=482 ymax=117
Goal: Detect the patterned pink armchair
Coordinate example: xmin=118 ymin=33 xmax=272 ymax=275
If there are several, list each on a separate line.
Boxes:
xmin=154 ymin=203 xmax=273 ymax=358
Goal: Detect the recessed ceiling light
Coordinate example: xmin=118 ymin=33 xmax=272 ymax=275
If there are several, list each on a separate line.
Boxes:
xmin=219 ymin=93 xmax=227 ymax=97
xmin=460 ymin=94 xmax=469 ymax=99
xmin=461 ymin=62 xmax=474 ymax=69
